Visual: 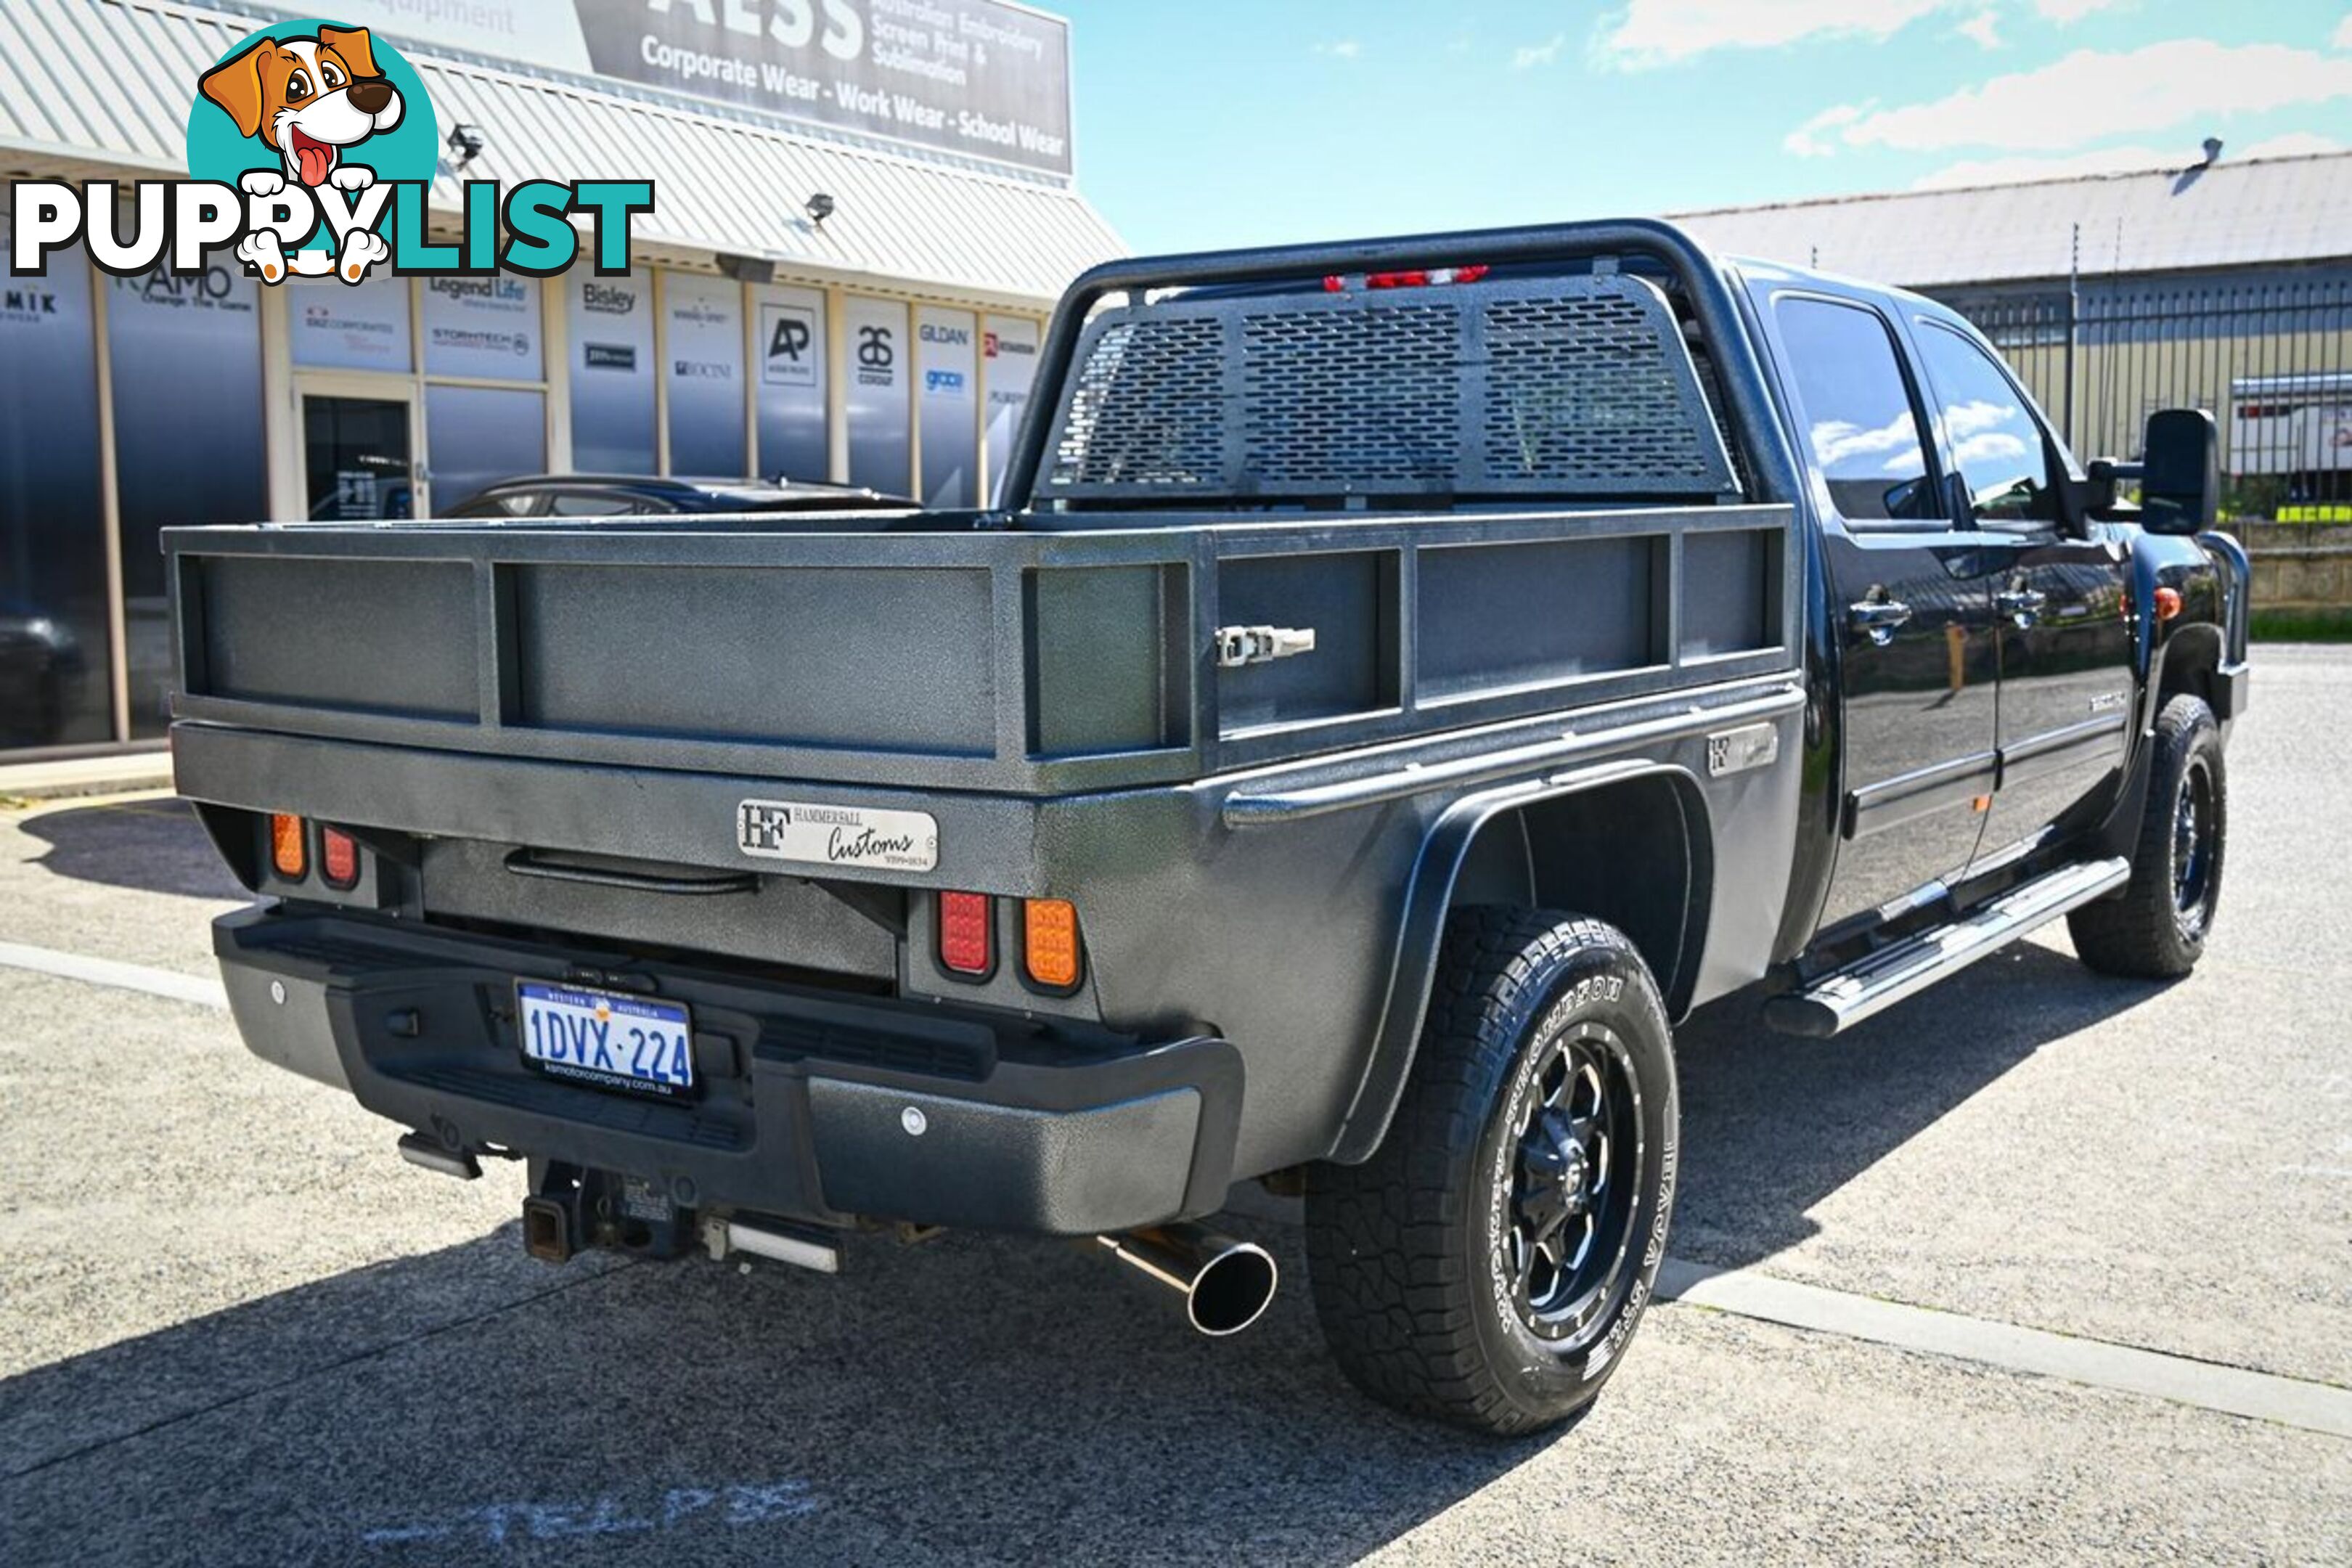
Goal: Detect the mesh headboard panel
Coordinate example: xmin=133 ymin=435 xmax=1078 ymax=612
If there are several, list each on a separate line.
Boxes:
xmin=1039 ymin=274 xmax=1739 ymax=502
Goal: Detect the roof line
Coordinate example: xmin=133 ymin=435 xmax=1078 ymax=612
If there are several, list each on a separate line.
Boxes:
xmin=1667 ymin=149 xmax=2352 ymax=221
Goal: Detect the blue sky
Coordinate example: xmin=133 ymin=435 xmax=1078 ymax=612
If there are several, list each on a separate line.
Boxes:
xmin=1053 ymin=1 xmax=2352 ymax=253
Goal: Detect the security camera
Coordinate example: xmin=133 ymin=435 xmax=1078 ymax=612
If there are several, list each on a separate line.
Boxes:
xmin=805 ymin=192 xmax=836 ymax=226
xmin=446 ymin=124 xmax=486 ymax=166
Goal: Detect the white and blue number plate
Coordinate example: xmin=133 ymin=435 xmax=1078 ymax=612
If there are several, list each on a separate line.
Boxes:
xmin=517 ymin=981 xmax=694 ymax=1098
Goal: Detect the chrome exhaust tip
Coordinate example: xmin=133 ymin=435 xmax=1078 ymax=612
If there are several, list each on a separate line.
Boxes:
xmin=1093 ymin=1221 xmax=1279 ymax=1337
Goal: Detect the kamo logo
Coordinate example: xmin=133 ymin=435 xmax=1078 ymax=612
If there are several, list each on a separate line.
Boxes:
xmin=5 ymin=19 xmax=653 ymax=289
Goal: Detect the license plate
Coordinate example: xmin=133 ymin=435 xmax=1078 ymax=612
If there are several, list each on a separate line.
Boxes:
xmin=516 ymin=981 xmax=694 ymax=1098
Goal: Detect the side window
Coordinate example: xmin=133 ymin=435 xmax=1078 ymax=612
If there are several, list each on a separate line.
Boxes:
xmin=1771 ymin=296 xmax=1937 ymax=525
xmin=547 ymin=491 xmax=639 ymax=517
xmin=443 ymin=491 xmax=537 ymax=519
xmin=1916 ymin=322 xmax=2062 ymax=526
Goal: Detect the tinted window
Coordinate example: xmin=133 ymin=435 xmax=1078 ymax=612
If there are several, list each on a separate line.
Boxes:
xmin=1772 ymin=296 xmax=1935 ymax=524
xmin=1916 ymin=322 xmax=2060 ymax=525
xmin=443 ymin=491 xmax=537 ymax=518
xmin=548 ymin=491 xmax=638 ymax=517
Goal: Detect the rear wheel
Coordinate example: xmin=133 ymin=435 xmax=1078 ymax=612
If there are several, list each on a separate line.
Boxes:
xmin=2069 ymin=693 xmax=2226 ymax=979
xmin=1305 ymin=910 xmax=1677 ymax=1435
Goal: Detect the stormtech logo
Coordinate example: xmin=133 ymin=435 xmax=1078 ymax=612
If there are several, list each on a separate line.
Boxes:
xmin=4 ymin=19 xmax=652 ymax=289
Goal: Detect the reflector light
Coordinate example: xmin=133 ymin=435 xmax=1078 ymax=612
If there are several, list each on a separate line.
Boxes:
xmin=1023 ymin=899 xmax=1082 ymax=991
xmin=270 ymin=813 xmax=307 ymax=881
xmin=320 ymin=827 xmax=359 ymax=889
xmin=937 ymin=891 xmax=994 ymax=978
xmin=2153 ymin=587 xmax=2184 ymax=622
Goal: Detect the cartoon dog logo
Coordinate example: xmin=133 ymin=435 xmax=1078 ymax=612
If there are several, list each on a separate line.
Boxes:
xmin=197 ymin=25 xmax=403 ymax=283
xmin=199 ymin=25 xmax=402 ymax=189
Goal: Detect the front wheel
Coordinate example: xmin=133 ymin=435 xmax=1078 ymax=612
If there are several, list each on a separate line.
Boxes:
xmin=2069 ymin=693 xmax=2227 ymax=979
xmin=1305 ymin=910 xmax=1678 ymax=1435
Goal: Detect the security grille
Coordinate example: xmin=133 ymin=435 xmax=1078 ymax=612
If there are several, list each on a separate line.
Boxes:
xmin=1039 ymin=273 xmax=1739 ymax=502
xmin=1048 ymin=317 xmax=1225 ymax=488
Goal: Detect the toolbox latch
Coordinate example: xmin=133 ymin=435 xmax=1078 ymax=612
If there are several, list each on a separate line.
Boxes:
xmin=1214 ymin=625 xmax=1318 ymax=668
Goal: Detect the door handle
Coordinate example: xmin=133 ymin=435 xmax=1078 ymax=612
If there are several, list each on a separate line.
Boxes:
xmin=1995 ymin=587 xmax=2049 ymax=626
xmin=1847 ymin=599 xmax=1914 ymax=647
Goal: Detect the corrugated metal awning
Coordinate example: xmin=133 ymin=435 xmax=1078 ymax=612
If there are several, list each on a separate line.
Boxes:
xmin=0 ymin=0 xmax=1124 ymax=306
xmin=1669 ymin=152 xmax=2352 ymax=290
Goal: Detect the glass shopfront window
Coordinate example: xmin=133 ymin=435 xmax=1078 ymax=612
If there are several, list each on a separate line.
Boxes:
xmin=754 ymin=282 xmax=828 ymax=483
xmin=568 ymin=270 xmax=656 ymax=474
xmin=845 ymin=295 xmax=910 ymax=496
xmin=289 ymin=271 xmax=412 ymax=372
xmin=918 ymin=306 xmax=978 ymax=507
xmin=663 ymin=271 xmax=745 ymax=477
xmin=982 ymin=315 xmax=1041 ymax=505
xmin=0 ymin=221 xmax=111 ymax=751
xmin=107 ymin=257 xmax=266 ymax=738
xmin=427 ymin=385 xmax=547 ymax=512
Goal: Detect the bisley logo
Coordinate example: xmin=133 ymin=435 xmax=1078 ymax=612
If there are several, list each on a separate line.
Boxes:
xmin=4 ymin=20 xmax=653 ymax=289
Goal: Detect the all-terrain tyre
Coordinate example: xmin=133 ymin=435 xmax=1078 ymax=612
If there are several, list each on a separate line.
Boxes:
xmin=1304 ymin=909 xmax=1678 ymax=1436
xmin=2068 ymin=693 xmax=2226 ymax=979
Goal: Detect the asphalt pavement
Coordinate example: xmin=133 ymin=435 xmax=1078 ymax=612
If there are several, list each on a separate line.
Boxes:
xmin=2 ymin=648 xmax=2348 ymax=1565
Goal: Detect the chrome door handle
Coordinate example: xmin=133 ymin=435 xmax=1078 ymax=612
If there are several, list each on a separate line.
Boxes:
xmin=1996 ymin=588 xmax=2049 ymax=626
xmin=1847 ymin=600 xmax=1914 ymax=647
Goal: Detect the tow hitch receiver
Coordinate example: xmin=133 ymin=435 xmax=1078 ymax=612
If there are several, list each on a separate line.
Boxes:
xmin=521 ymin=1196 xmax=573 ymax=1264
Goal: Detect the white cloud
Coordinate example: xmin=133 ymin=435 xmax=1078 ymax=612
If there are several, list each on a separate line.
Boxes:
xmin=1785 ymin=102 xmax=1868 ymax=158
xmin=1800 ymin=40 xmax=2352 ymax=154
xmin=1956 ymin=11 xmax=2004 ymax=49
xmin=1512 ymin=33 xmax=1568 ymax=69
xmin=2031 ymin=0 xmax=2129 ymax=20
xmin=2332 ymin=14 xmax=2352 ymax=50
xmin=1311 ymin=39 xmax=1362 ymax=60
xmin=1599 ymin=0 xmax=1955 ymax=67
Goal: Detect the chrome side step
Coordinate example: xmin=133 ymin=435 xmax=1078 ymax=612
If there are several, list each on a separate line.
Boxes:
xmin=1765 ymin=857 xmax=2132 ymax=1039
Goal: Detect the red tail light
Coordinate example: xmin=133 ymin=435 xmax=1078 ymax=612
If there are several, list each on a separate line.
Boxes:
xmin=937 ymin=891 xmax=994 ymax=979
xmin=319 ymin=827 xmax=360 ymax=889
xmin=269 ymin=813 xmax=307 ymax=880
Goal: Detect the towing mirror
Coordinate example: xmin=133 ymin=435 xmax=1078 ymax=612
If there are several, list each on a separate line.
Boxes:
xmin=2139 ymin=408 xmax=2220 ymax=535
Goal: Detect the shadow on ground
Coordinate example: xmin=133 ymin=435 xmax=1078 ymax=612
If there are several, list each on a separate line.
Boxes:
xmin=0 ymin=937 xmax=2184 ymax=1566
xmin=0 ymin=1218 xmax=1543 ymax=1567
xmin=18 ymin=799 xmax=244 ymax=902
xmin=1669 ymin=939 xmax=2176 ymax=1269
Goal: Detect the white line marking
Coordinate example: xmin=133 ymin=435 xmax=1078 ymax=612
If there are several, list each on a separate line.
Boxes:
xmin=1657 ymin=1259 xmax=2352 ymax=1439
xmin=0 ymin=940 xmax=227 ymax=1010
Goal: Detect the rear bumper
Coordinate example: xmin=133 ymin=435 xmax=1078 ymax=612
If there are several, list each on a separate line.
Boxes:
xmin=215 ymin=906 xmax=1241 ymax=1236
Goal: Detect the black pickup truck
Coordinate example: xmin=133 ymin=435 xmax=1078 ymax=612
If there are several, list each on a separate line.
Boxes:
xmin=164 ymin=221 xmax=2249 ymax=1435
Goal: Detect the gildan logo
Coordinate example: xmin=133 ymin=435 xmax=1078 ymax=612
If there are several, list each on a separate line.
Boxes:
xmin=5 ymin=20 xmax=653 ymax=288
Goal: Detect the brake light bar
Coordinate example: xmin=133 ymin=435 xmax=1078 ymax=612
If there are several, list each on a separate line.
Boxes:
xmin=1323 ymin=265 xmax=1490 ymax=293
xmin=937 ymin=891 xmax=995 ymax=979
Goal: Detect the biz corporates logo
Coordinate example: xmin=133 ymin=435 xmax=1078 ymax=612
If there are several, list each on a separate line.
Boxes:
xmin=6 ymin=19 xmax=652 ymax=288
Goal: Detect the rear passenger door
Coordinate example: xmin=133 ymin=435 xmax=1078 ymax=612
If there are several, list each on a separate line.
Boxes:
xmin=1764 ymin=292 xmax=2004 ymax=926
xmin=1908 ymin=319 xmax=2134 ymax=867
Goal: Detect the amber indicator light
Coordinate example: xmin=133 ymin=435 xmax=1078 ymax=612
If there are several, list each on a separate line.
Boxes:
xmin=1023 ymin=899 xmax=1082 ymax=990
xmin=269 ymin=813 xmax=308 ymax=880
